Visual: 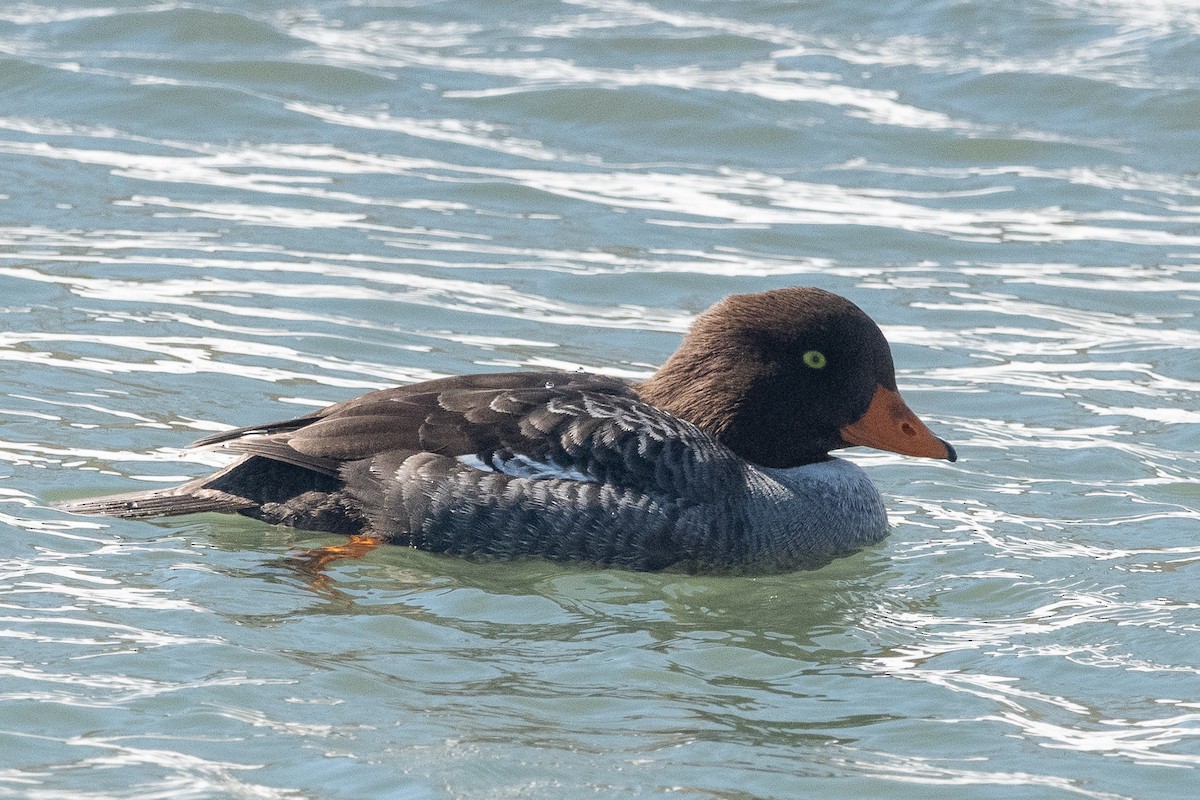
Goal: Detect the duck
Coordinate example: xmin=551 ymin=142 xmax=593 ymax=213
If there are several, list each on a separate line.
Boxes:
xmin=60 ymin=286 xmax=956 ymax=572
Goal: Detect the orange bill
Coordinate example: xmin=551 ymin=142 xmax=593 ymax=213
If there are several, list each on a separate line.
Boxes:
xmin=839 ymin=385 xmax=956 ymax=461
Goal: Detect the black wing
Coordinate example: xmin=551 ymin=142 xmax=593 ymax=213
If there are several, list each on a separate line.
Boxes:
xmin=193 ymin=370 xmax=736 ymax=501
xmin=63 ymin=371 xmax=747 ymax=568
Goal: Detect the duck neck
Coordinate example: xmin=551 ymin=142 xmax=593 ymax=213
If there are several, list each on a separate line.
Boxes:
xmin=637 ymin=351 xmax=830 ymax=469
xmin=637 ymin=354 xmax=746 ymax=444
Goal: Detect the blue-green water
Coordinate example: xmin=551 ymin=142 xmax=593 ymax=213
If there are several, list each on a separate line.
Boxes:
xmin=3 ymin=2 xmax=1200 ymax=798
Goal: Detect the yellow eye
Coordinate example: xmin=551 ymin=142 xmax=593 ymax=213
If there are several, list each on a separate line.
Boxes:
xmin=802 ymin=350 xmax=827 ymax=369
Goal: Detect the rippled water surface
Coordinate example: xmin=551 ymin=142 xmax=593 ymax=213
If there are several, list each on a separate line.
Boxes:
xmin=3 ymin=1 xmax=1200 ymax=798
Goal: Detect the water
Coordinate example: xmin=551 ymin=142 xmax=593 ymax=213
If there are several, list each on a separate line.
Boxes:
xmin=2 ymin=1 xmax=1200 ymax=797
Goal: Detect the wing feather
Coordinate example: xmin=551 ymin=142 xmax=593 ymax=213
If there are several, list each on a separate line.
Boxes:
xmin=182 ymin=371 xmax=735 ymax=502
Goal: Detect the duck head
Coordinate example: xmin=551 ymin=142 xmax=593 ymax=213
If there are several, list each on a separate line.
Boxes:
xmin=638 ymin=286 xmax=956 ymax=468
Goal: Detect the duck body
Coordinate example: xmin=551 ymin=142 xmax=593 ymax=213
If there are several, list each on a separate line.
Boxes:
xmin=61 ymin=287 xmax=954 ymax=573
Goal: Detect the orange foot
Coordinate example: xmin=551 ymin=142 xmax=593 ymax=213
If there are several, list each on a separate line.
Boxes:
xmin=290 ymin=535 xmax=382 ymax=590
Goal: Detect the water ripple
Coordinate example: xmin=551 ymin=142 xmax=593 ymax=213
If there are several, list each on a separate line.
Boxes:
xmin=3 ymin=1 xmax=1200 ymax=798
xmin=4 ymin=118 xmax=1199 ymax=250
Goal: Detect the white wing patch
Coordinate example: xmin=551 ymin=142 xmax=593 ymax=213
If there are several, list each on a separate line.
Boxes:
xmin=455 ymin=452 xmax=596 ymax=483
xmin=454 ymin=454 xmax=495 ymax=472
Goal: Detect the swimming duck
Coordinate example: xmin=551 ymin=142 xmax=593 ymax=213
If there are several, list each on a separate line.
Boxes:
xmin=60 ymin=286 xmax=955 ymax=572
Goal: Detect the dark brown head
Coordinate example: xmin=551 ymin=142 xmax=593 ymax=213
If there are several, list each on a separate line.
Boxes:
xmin=638 ymin=286 xmax=956 ymax=468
